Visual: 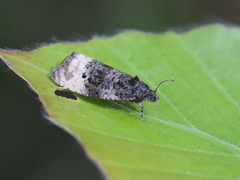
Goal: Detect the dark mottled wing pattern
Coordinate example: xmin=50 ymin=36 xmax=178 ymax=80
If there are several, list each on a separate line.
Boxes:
xmin=50 ymin=52 xmax=147 ymax=101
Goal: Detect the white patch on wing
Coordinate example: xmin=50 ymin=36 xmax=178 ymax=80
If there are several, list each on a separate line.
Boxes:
xmin=72 ymin=52 xmax=93 ymax=63
xmin=101 ymin=89 xmax=118 ymax=100
xmin=51 ymin=52 xmax=93 ymax=95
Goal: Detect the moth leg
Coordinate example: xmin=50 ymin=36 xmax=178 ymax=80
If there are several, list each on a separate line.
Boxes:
xmin=137 ymin=102 xmax=148 ymax=122
xmin=111 ymin=101 xmax=121 ymax=110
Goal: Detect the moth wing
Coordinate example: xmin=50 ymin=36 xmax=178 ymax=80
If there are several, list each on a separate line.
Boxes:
xmin=50 ymin=52 xmax=95 ymax=96
xmin=51 ymin=52 xmax=139 ymax=101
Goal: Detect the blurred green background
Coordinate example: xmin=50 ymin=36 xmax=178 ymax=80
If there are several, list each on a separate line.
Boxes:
xmin=1 ymin=1 xmax=240 ymax=180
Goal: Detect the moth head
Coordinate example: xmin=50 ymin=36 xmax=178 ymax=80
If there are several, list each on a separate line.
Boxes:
xmin=147 ymin=91 xmax=159 ymax=102
xmin=147 ymin=73 xmax=175 ymax=105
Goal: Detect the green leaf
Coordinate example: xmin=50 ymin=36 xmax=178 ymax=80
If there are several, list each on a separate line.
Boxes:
xmin=1 ymin=24 xmax=240 ymax=179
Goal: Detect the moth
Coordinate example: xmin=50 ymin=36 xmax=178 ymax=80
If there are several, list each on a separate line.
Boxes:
xmin=50 ymin=52 xmax=174 ymax=122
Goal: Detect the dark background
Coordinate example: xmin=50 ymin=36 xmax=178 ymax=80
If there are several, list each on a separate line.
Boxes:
xmin=1 ymin=1 xmax=240 ymax=180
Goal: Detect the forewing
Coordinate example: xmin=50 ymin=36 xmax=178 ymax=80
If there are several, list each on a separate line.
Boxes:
xmin=50 ymin=52 xmax=138 ymax=101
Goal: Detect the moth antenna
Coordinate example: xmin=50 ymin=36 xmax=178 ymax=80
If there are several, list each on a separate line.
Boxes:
xmin=154 ymin=73 xmax=175 ymax=92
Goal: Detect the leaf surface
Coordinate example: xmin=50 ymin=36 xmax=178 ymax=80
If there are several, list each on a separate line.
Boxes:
xmin=1 ymin=24 xmax=240 ymax=179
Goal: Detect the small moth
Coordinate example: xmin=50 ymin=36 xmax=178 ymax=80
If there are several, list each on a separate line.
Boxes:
xmin=50 ymin=52 xmax=174 ymax=122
